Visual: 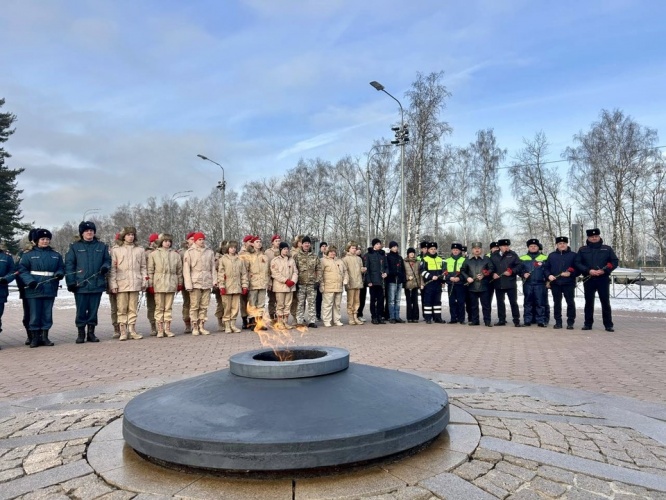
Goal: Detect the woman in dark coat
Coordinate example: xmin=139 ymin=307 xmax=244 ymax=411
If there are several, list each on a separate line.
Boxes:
xmin=18 ymin=229 xmax=65 ymax=347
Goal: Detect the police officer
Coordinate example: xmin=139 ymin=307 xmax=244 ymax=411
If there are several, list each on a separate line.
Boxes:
xmin=490 ymin=239 xmax=523 ymax=327
xmin=574 ymin=228 xmax=618 ymax=332
xmin=460 ymin=242 xmax=495 ymax=326
xmin=65 ymin=221 xmax=111 ymax=343
xmin=544 ymin=236 xmax=577 ymax=330
xmin=444 ymin=243 xmax=466 ymax=324
xmin=520 ymin=239 xmax=548 ymax=327
xmin=420 ymin=242 xmax=445 ymax=324
xmin=0 ymin=241 xmax=16 ymax=349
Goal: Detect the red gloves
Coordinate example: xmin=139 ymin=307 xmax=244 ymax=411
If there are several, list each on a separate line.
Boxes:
xmin=147 ymin=287 xmax=155 ymax=294
xmin=285 ymin=280 xmax=295 ymax=288
xmin=220 ymin=287 xmax=227 ymax=295
xmin=242 ymin=287 xmax=248 ymax=295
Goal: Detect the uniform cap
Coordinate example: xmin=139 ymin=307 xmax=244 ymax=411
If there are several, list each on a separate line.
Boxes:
xmin=186 ymin=232 xmax=196 ymax=240
xmin=427 ymin=241 xmax=438 ymax=249
xmin=489 ymin=241 xmax=498 ymax=248
xmin=419 ymin=241 xmax=428 ymax=249
xmin=193 ymin=232 xmax=205 ymax=241
xmin=149 ymin=233 xmax=159 ymax=243
xmin=526 ymin=238 xmax=540 ymax=247
xmin=33 ymin=228 xmax=52 ymax=243
xmin=271 ymin=234 xmax=281 ymax=242
xmin=451 ymin=243 xmax=463 ymax=251
xmin=555 ymin=236 xmax=569 ymax=244
xmin=471 ymin=242 xmax=483 ymax=248
xmin=242 ymin=235 xmax=253 ymax=243
xmin=497 ymin=239 xmax=511 ymax=246
xmin=586 ymin=228 xmax=601 ymax=236
xmin=79 ymin=221 xmax=96 ymax=236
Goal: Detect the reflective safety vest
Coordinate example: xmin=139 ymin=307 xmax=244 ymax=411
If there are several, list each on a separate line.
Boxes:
xmin=420 ymin=254 xmax=444 ymax=283
xmin=519 ymin=253 xmax=548 ymax=283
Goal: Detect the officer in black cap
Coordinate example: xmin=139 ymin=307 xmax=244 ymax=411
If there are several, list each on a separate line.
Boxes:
xmin=490 ymin=239 xmax=523 ymax=327
xmin=519 ymin=238 xmax=548 ymax=327
xmin=419 ymin=242 xmax=446 ymax=324
xmin=574 ymin=228 xmax=619 ymax=332
xmin=544 ymin=236 xmax=578 ymax=329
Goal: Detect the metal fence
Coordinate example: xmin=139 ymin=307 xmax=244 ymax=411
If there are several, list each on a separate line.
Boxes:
xmin=575 ymin=272 xmax=666 ymax=300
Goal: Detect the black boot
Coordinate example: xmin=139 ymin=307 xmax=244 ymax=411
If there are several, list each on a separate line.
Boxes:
xmin=242 ymin=316 xmax=248 ymax=329
xmin=86 ymin=324 xmax=99 ymax=342
xmin=41 ymin=329 xmax=54 ymax=346
xmin=25 ymin=330 xmax=32 ymax=346
xmin=76 ymin=326 xmax=86 ymax=344
xmin=30 ymin=330 xmax=40 ymax=348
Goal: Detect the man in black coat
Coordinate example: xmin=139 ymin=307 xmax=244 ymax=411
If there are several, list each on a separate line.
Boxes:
xmin=363 ymin=238 xmax=388 ymax=324
xmin=490 ymin=239 xmax=523 ymax=327
xmin=574 ymin=228 xmax=619 ymax=332
xmin=544 ymin=236 xmax=577 ymax=330
xmin=65 ymin=221 xmax=111 ymax=343
xmin=461 ymin=242 xmax=495 ymax=326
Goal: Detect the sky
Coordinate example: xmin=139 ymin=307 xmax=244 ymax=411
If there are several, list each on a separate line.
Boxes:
xmin=1 ymin=0 xmax=665 ymax=228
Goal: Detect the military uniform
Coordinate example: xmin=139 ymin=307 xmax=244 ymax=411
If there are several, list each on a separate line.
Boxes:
xmin=0 ymin=245 xmax=16 ymax=349
xmin=519 ymin=239 xmax=548 ymax=326
xmin=490 ymin=239 xmax=523 ymax=327
xmin=293 ymin=237 xmax=321 ymax=326
xmin=419 ymin=242 xmax=445 ymax=324
xmin=444 ymin=243 xmax=466 ymax=324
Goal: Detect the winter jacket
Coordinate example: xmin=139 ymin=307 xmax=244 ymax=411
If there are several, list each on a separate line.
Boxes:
xmin=342 ymin=254 xmax=364 ymax=290
xmin=543 ymin=247 xmax=578 ymax=286
xmin=110 ymin=243 xmax=148 ymax=292
xmin=183 ymin=246 xmax=217 ymax=290
xmin=460 ymin=255 xmax=495 ymax=293
xmin=18 ymin=246 xmax=65 ymax=299
xmin=403 ymin=257 xmax=422 ymax=290
xmin=270 ymin=255 xmax=298 ymax=293
xmin=489 ymin=250 xmax=522 ymax=290
xmin=246 ymin=251 xmax=270 ymax=290
xmin=519 ymin=252 xmax=548 ymax=284
xmin=320 ymin=256 xmax=348 ymax=293
xmin=420 ymin=253 xmax=445 ymax=284
xmin=0 ymin=251 xmax=16 ymax=303
xmin=574 ymin=238 xmax=619 ymax=280
xmin=148 ymin=248 xmax=183 ymax=293
xmin=218 ymin=254 xmax=249 ymax=294
xmin=65 ymin=237 xmax=111 ymax=294
xmin=385 ymin=251 xmax=406 ymax=285
xmin=444 ymin=254 xmax=466 ymax=286
xmin=363 ymin=249 xmax=387 ymax=286
xmin=293 ymin=248 xmax=321 ymax=286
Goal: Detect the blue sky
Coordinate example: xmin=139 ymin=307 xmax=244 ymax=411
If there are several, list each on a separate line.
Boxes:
xmin=1 ymin=0 xmax=665 ymax=228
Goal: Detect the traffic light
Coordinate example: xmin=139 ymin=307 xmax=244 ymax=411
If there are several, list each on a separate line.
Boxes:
xmin=391 ymin=124 xmax=409 ymax=145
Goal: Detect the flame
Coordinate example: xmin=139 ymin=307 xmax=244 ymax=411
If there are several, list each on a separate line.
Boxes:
xmin=246 ymin=304 xmax=309 ymax=361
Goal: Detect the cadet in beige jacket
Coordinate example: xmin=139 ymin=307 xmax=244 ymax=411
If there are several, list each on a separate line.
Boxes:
xmin=218 ymin=240 xmax=249 ymax=333
xmin=320 ymin=246 xmax=348 ymax=327
xmin=265 ymin=234 xmax=281 ymax=319
xmin=179 ymin=232 xmax=196 ymax=333
xmin=109 ymin=226 xmax=148 ymax=341
xmin=247 ymin=237 xmax=269 ymax=329
xmin=270 ymin=242 xmax=298 ymax=329
xmin=183 ymin=232 xmax=217 ymax=335
xmin=342 ymin=242 xmax=365 ymax=325
xmin=148 ymin=233 xmax=183 ymax=338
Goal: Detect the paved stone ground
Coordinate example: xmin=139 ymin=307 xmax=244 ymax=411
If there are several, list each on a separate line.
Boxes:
xmin=0 ymin=301 xmax=665 ymax=498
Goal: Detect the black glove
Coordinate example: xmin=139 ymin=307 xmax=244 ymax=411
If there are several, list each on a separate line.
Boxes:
xmin=0 ymin=277 xmax=7 ymax=284
xmin=27 ymin=281 xmax=38 ymax=289
xmin=55 ymin=273 xmax=64 ymax=280
xmin=100 ymin=266 xmax=109 ymax=276
xmin=67 ymin=284 xmax=78 ymax=293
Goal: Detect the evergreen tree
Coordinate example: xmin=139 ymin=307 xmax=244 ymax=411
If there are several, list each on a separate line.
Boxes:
xmin=0 ymin=98 xmax=29 ymax=253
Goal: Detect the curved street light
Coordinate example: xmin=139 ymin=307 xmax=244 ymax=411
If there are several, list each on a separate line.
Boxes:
xmin=82 ymin=208 xmax=100 ymax=221
xmin=169 ymin=191 xmax=192 ymax=235
xmin=197 ymin=154 xmax=226 ymax=239
xmin=364 ymin=144 xmax=393 ymax=249
xmin=370 ymin=80 xmax=407 ymax=253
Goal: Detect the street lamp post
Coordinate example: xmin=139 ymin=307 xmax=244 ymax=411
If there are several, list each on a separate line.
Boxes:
xmin=82 ymin=208 xmax=99 ymax=221
xmin=170 ymin=190 xmax=192 ymax=235
xmin=370 ymin=81 xmax=409 ymax=253
xmin=197 ymin=154 xmax=226 ymax=240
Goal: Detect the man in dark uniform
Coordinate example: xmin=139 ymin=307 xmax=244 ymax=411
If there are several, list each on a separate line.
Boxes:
xmin=65 ymin=221 xmax=112 ymax=343
xmin=444 ymin=243 xmax=466 ymax=323
xmin=574 ymin=228 xmax=618 ymax=332
xmin=420 ymin=242 xmax=446 ymax=324
xmin=461 ymin=242 xmax=495 ymax=326
xmin=519 ymin=238 xmax=548 ymax=327
xmin=0 ymin=241 xmax=16 ymax=350
xmin=544 ymin=236 xmax=577 ymax=330
xmin=490 ymin=239 xmax=523 ymax=327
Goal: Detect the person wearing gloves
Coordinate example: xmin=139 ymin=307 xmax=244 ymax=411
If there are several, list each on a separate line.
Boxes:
xmin=65 ymin=221 xmax=111 ymax=344
xmin=148 ymin=233 xmax=183 ymax=337
xmin=544 ymin=236 xmax=578 ymax=330
xmin=270 ymin=242 xmax=298 ymax=329
xmin=183 ymin=232 xmax=217 ymax=335
xmin=18 ymin=229 xmax=65 ymax=348
xmin=217 ymin=240 xmax=249 ymax=333
xmin=109 ymin=226 xmax=148 ymax=341
xmin=0 ymin=241 xmax=16 ymax=349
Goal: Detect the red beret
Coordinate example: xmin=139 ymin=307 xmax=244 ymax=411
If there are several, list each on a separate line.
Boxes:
xmin=148 ymin=233 xmax=159 ymax=243
xmin=186 ymin=232 xmax=196 ymax=240
xmin=193 ymin=232 xmax=205 ymax=241
xmin=242 ymin=235 xmax=253 ymax=243
xmin=271 ymin=234 xmax=281 ymax=242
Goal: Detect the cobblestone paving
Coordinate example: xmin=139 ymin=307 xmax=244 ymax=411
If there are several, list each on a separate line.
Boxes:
xmin=1 ymin=382 xmax=665 ymax=499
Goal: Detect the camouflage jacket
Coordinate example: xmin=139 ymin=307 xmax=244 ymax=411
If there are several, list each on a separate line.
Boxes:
xmin=293 ymin=248 xmax=321 ymax=285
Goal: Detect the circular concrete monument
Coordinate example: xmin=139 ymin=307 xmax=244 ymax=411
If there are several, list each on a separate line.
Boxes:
xmin=123 ymin=347 xmax=449 ymax=472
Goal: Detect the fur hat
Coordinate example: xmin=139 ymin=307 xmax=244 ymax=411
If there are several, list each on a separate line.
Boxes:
xmin=148 ymin=233 xmax=159 ymax=244
xmin=555 ymin=236 xmax=569 ymax=244
xmin=461 ymin=245 xmax=467 ymax=252
xmin=120 ymin=226 xmax=137 ymax=240
xmin=79 ymin=221 xmax=96 ymax=236
xmin=371 ymin=238 xmax=382 ymax=246
xmin=345 ymin=240 xmax=358 ymax=252
xmin=327 ymin=245 xmax=338 ymax=254
xmin=526 ymin=238 xmax=540 ymax=247
xmin=419 ymin=241 xmax=428 ymax=249
xmin=586 ymin=228 xmax=601 ymax=237
xmin=271 ymin=234 xmax=281 ymax=242
xmin=33 ymin=228 xmax=52 ymax=243
xmin=489 ymin=241 xmax=498 ymax=249
xmin=279 ymin=242 xmax=290 ymax=251
xmin=497 ymin=239 xmax=511 ymax=246
xmin=157 ymin=233 xmax=173 ymax=247
xmin=451 ymin=243 xmax=463 ymax=251
xmin=193 ymin=232 xmax=205 ymax=241
xmin=471 ymin=242 xmax=483 ymax=249
xmin=427 ymin=241 xmax=438 ymax=249
xmin=302 ymin=235 xmax=312 ymax=244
